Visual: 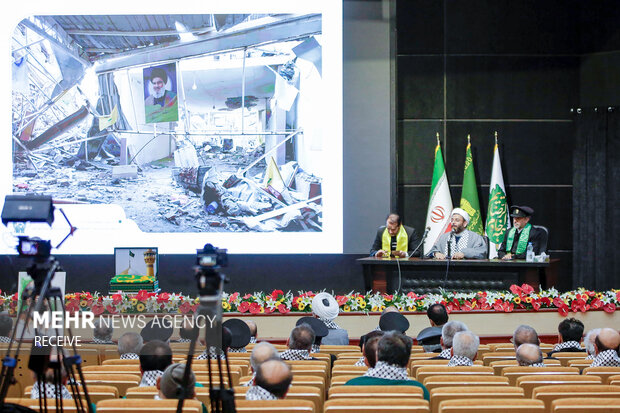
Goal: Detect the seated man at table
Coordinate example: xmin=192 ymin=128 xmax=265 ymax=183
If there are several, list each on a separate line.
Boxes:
xmin=370 ymin=213 xmax=420 ymax=258
xmin=498 ymin=205 xmax=546 ymax=260
xmin=345 ymin=331 xmax=430 ymax=401
xmin=428 ymin=208 xmax=486 ymax=259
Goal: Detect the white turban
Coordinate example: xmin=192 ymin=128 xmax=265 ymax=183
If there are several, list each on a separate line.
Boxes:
xmin=451 ymin=208 xmax=470 ymax=224
xmin=311 ymin=292 xmax=339 ymax=320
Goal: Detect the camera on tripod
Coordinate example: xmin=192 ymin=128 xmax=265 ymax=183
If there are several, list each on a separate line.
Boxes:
xmin=196 ymin=243 xmax=228 ymax=268
xmin=17 ymin=236 xmax=52 ymax=258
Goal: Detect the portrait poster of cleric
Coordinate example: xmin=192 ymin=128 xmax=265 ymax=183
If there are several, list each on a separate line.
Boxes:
xmin=143 ymin=63 xmax=179 ymax=123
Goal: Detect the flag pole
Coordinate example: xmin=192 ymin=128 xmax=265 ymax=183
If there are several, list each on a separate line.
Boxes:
xmin=436 ymin=132 xmax=440 ymax=146
xmin=494 ymin=131 xmax=498 ymax=145
xmin=467 ymin=134 xmax=471 ymax=145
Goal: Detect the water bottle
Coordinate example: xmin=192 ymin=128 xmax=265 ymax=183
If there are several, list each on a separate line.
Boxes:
xmin=206 ymin=201 xmax=218 ymax=214
xmin=526 ymin=242 xmax=534 ymax=262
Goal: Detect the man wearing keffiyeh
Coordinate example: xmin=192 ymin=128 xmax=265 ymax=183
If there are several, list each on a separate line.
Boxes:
xmin=430 ymin=320 xmax=468 ymax=360
xmin=344 ymin=331 xmax=430 ymax=401
xmin=118 ymin=332 xmax=143 ymax=359
xmin=447 ymin=331 xmax=479 ymax=366
xmin=0 ymin=314 xmax=12 ymax=343
xmin=30 ymin=358 xmax=72 ymax=400
xmin=245 ymin=360 xmax=292 ymax=400
xmin=139 ymin=340 xmax=173 ymax=386
xmin=311 ymin=292 xmax=349 ymax=345
xmin=590 ymin=328 xmax=620 ymax=367
xmin=280 ymin=324 xmax=316 ymax=361
xmin=584 ymin=328 xmax=601 ymax=360
xmin=243 ymin=342 xmax=280 ymax=386
xmin=547 ymin=318 xmax=585 ymax=356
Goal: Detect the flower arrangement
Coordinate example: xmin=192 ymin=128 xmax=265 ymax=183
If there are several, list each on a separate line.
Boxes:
xmin=0 ymin=285 xmax=617 ymax=316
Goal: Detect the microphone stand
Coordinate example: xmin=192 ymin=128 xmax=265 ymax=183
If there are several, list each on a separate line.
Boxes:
xmin=443 ymin=231 xmax=455 ymax=288
xmin=410 ymin=228 xmax=430 ymax=259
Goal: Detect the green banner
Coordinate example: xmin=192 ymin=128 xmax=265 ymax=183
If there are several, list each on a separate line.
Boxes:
xmin=460 ymin=141 xmax=483 ymax=234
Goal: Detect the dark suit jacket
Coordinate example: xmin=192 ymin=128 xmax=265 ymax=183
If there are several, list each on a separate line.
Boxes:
xmin=497 ymin=225 xmax=546 ymax=259
xmin=370 ymin=225 xmax=421 ymax=257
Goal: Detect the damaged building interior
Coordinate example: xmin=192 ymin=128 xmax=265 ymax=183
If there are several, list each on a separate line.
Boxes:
xmin=11 ymin=13 xmax=324 ymax=233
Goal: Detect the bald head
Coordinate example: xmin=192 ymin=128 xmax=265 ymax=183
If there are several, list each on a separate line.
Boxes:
xmin=255 ymin=359 xmax=293 ymax=398
xmin=584 ymin=328 xmax=601 ymax=356
xmin=250 ymin=341 xmax=279 ymax=371
xmin=595 ymin=328 xmax=620 ymax=355
xmin=513 ymin=325 xmax=540 ymax=349
xmin=516 ymin=343 xmax=543 ymax=366
xmin=245 ymin=320 xmax=257 ymax=338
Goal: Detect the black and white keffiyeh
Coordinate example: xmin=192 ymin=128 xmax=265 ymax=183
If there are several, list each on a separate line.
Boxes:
xmin=318 ymin=318 xmax=340 ymax=329
xmin=446 ymin=231 xmax=470 ymax=257
xmin=438 ymin=349 xmax=452 ymax=359
xmin=177 ymin=338 xmax=191 ymax=343
xmin=553 ymin=341 xmax=582 ymax=352
xmin=365 ymin=361 xmax=409 ymax=381
xmin=591 ymin=349 xmax=620 ymax=367
xmin=354 ymin=357 xmax=366 ymax=366
xmin=531 ymin=362 xmax=546 ymax=367
xmin=140 ymin=370 xmax=164 ymax=387
xmin=242 ymin=373 xmax=256 ymax=387
xmin=279 ymin=349 xmax=311 ymax=361
xmin=0 ymin=336 xmax=11 ymax=343
xmin=229 ymin=347 xmax=247 ymax=353
xmin=196 ymin=347 xmax=226 ymax=360
xmin=120 ymin=352 xmax=139 ymax=360
xmin=249 ymin=337 xmax=257 ymax=344
xmin=585 ymin=354 xmax=594 ymax=360
xmin=92 ymin=338 xmax=114 ymax=344
xmin=245 ymin=385 xmax=277 ymax=400
xmin=31 ymin=382 xmax=72 ymax=400
xmin=311 ymin=344 xmax=321 ymax=353
xmin=447 ymin=356 xmax=474 ymax=366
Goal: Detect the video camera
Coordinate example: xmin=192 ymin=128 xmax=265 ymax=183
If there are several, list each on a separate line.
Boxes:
xmin=196 ymin=243 xmax=228 ymax=268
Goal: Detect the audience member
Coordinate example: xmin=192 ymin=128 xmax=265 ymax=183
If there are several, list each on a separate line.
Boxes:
xmin=512 ymin=325 xmax=540 ymax=349
xmin=591 ymin=328 xmax=620 ymax=367
xmin=280 ymin=323 xmax=315 ymax=361
xmin=516 ymin=343 xmax=545 ymax=367
xmin=584 ymin=328 xmax=601 ymax=360
xmin=0 ymin=313 xmax=13 ymax=343
xmin=361 ymin=335 xmax=382 ymax=368
xmin=245 ymin=320 xmax=258 ymax=344
xmin=139 ymin=339 xmax=173 ymax=386
xmin=118 ymin=332 xmax=143 ymax=359
xmin=379 ymin=312 xmax=410 ymax=334
xmin=432 ymin=320 xmax=468 ymax=360
xmin=344 ymin=331 xmax=429 ymax=401
xmin=223 ymin=318 xmax=252 ymax=353
xmin=355 ymin=331 xmax=384 ymax=366
xmin=157 ymin=363 xmax=195 ymax=399
xmin=91 ymin=319 xmax=114 ymax=344
xmin=296 ymin=316 xmax=328 ymax=353
xmin=245 ymin=359 xmax=292 ymax=400
xmin=312 ymin=292 xmax=349 ymax=345
xmin=141 ymin=319 xmax=173 ymax=343
xmin=176 ymin=317 xmax=198 ymax=343
xmin=243 ymin=342 xmax=281 ymax=386
xmin=30 ymin=357 xmax=71 ymax=400
xmin=448 ymin=331 xmax=479 ymax=366
xmin=417 ymin=303 xmax=448 ymax=353
xmin=548 ymin=318 xmax=584 ymax=355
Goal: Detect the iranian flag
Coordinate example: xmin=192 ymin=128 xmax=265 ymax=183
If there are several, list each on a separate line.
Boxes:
xmin=424 ymin=138 xmax=453 ymax=255
xmin=485 ymin=135 xmax=510 ymax=258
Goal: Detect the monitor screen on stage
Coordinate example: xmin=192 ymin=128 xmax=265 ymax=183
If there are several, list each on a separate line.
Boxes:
xmin=1 ymin=0 xmax=342 ymax=254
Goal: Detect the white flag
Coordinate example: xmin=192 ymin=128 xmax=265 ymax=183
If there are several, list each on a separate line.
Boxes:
xmin=485 ymin=141 xmax=510 ymax=258
xmin=424 ymin=141 xmax=453 ymax=255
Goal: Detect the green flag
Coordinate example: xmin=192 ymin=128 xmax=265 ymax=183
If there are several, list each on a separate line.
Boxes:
xmin=460 ymin=137 xmax=483 ymax=235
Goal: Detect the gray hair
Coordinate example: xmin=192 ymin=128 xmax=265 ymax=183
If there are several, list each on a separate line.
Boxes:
xmin=441 ymin=321 xmax=468 ymax=348
xmin=422 ymin=343 xmax=442 ymax=353
xmin=289 ymin=324 xmax=314 ymax=351
xmin=515 ymin=343 xmax=543 ymax=366
xmin=160 ymin=363 xmax=195 ymax=399
xmin=584 ymin=328 xmax=601 ymax=356
xmin=250 ymin=341 xmax=280 ymax=371
xmin=93 ymin=319 xmax=113 ymax=341
xmin=452 ymin=331 xmax=479 ymax=360
xmin=118 ymin=332 xmax=143 ymax=355
xmin=512 ymin=325 xmax=539 ymax=348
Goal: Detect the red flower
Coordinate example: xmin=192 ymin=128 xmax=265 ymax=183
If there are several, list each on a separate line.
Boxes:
xmin=249 ymin=303 xmax=261 ymax=314
xmin=271 ymin=290 xmax=284 ymax=300
xmin=493 ymin=301 xmax=504 ymax=312
xmin=229 ymin=292 xmax=239 ymax=303
xmin=0 ymin=297 xmax=4 ymax=306
xmin=520 ymin=284 xmax=534 ymax=295
xmin=603 ymin=303 xmax=616 ymax=313
xmin=335 ymin=296 xmax=348 ymax=306
xmin=105 ymin=305 xmax=118 ymax=314
xmin=531 ymin=300 xmax=541 ymax=311
xmin=91 ymin=303 xmax=105 ymax=315
xmin=112 ymin=293 xmax=122 ymax=305
xmin=243 ymin=294 xmax=252 ymax=300
xmin=503 ymin=302 xmax=514 ymax=312
xmin=238 ymin=302 xmax=250 ymax=313
xmin=383 ymin=294 xmax=394 ymax=301
xmin=540 ymin=297 xmax=551 ymax=306
xmin=461 ymin=301 xmax=473 ymax=312
xmin=135 ymin=290 xmax=150 ymax=302
xmin=264 ymin=307 xmax=275 ymax=314
xmin=553 ymin=297 xmax=566 ymax=308
xmin=278 ymin=304 xmax=290 ymax=314
xmin=179 ymin=301 xmax=192 ymax=314
xmin=558 ymin=306 xmax=569 ymax=317
xmin=157 ymin=292 xmax=170 ymax=303
xmin=65 ymin=300 xmax=80 ymax=313
xmin=590 ymin=298 xmax=602 ymax=309
xmin=509 ymin=285 xmax=523 ymax=296
xmin=616 ymin=291 xmax=620 ymax=301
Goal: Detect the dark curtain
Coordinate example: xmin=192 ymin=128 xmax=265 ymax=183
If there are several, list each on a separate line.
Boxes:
xmin=573 ymin=107 xmax=620 ymax=290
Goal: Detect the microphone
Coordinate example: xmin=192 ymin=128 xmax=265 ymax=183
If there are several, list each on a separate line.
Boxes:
xmin=447 ymin=227 xmax=455 ymax=258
